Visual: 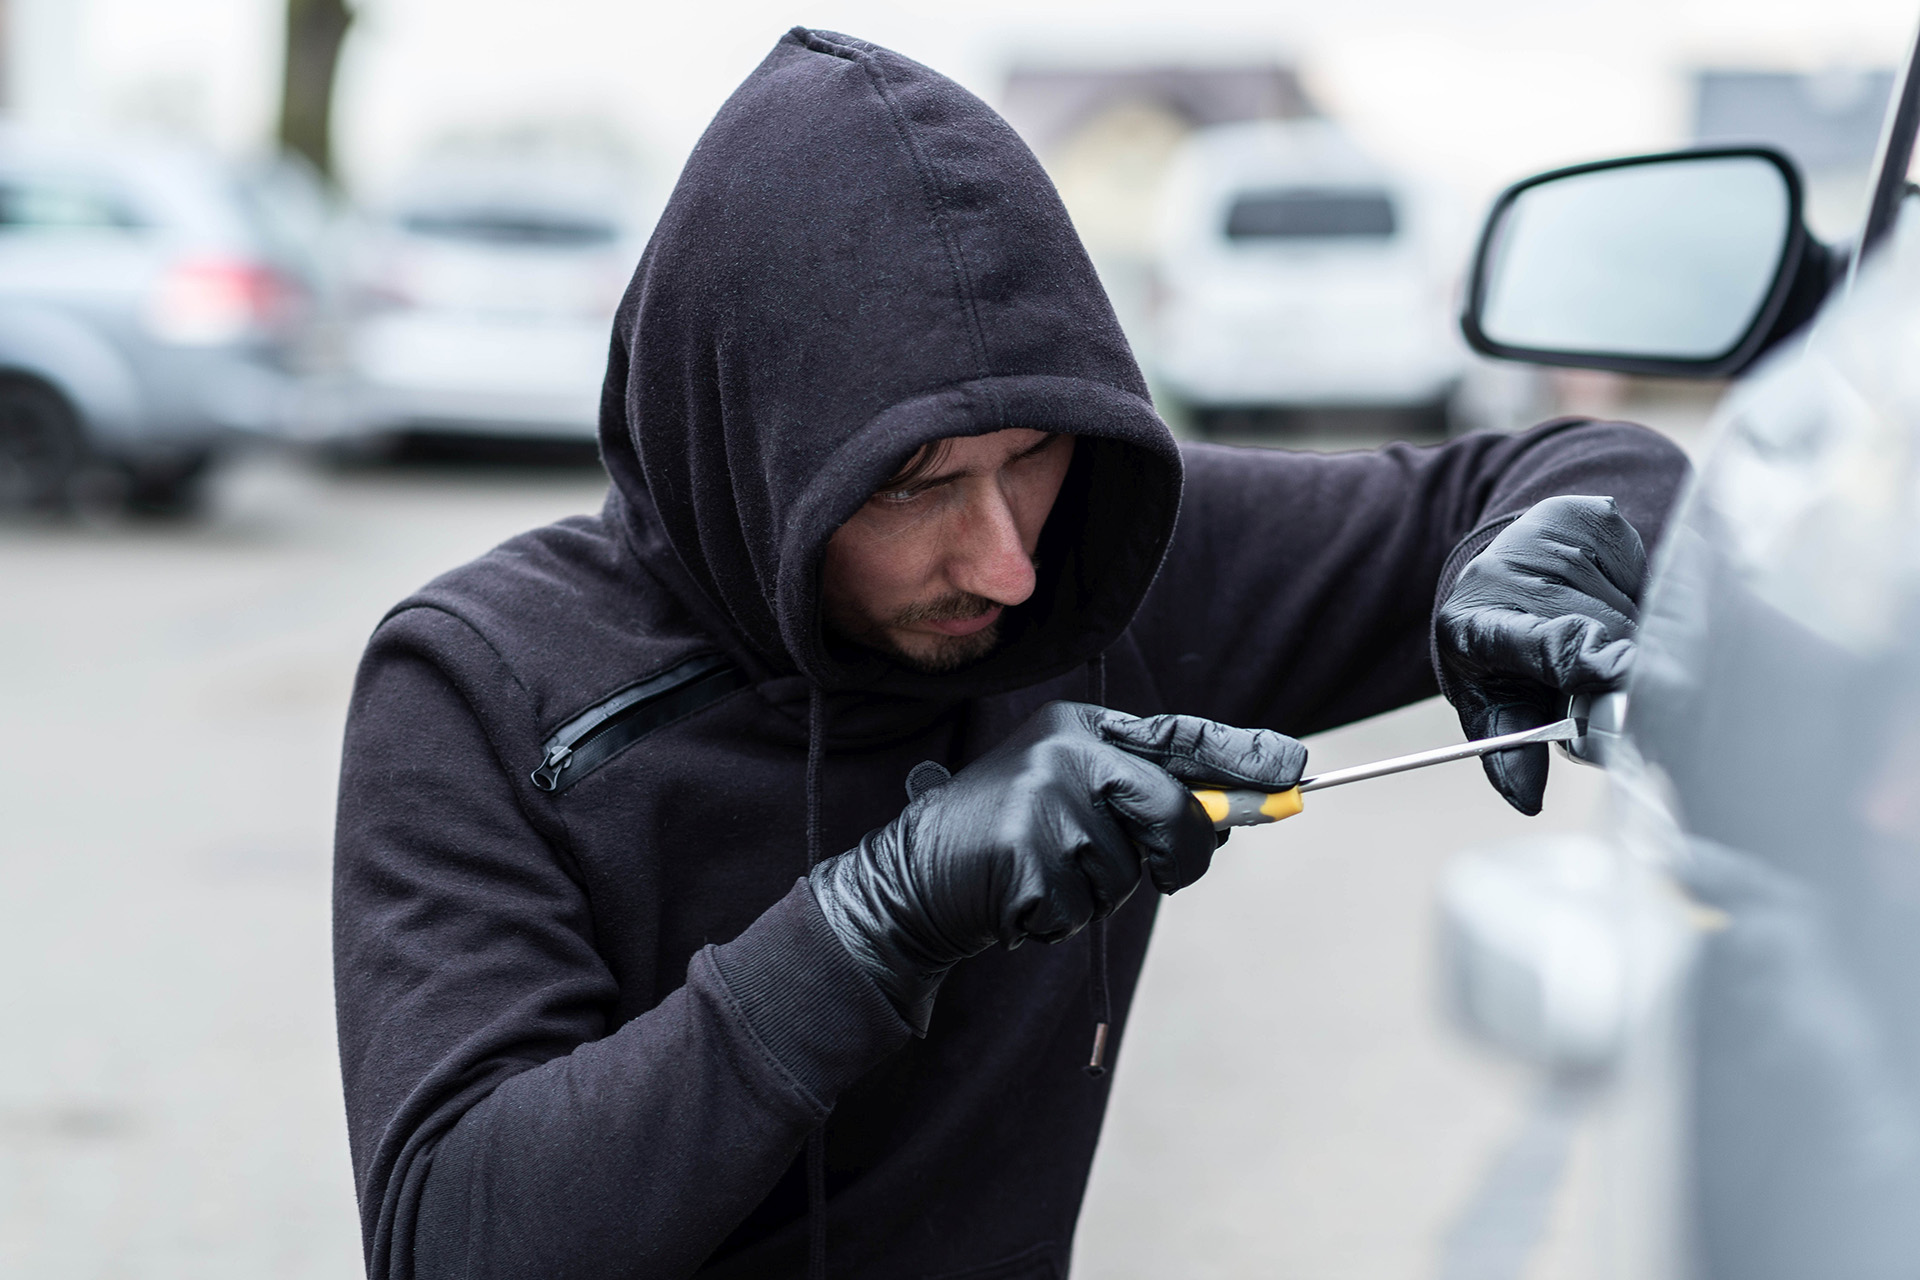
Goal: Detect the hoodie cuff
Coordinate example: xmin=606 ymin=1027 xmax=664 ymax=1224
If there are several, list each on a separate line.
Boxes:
xmin=703 ymin=878 xmax=912 ymax=1113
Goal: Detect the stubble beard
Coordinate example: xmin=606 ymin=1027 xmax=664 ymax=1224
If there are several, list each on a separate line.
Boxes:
xmin=829 ymin=590 xmax=1006 ymax=673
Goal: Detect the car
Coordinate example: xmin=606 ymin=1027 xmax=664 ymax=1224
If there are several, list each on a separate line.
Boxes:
xmin=338 ymin=157 xmax=651 ymax=452
xmin=1149 ymin=118 xmax=1473 ymax=437
xmin=1436 ymin=16 xmax=1920 ymax=1277
xmin=0 ymin=131 xmax=331 ymax=514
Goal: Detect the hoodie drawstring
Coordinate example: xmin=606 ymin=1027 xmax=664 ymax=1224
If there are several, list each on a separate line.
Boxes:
xmin=806 ymin=1135 xmax=827 ymax=1280
xmin=805 ymin=684 xmax=829 ymax=1280
xmin=1085 ymin=652 xmax=1112 ymax=1078
xmin=806 ymin=684 xmax=826 ymax=871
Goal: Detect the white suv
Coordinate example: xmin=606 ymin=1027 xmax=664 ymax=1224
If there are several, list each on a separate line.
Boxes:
xmin=1150 ymin=119 xmax=1467 ymax=436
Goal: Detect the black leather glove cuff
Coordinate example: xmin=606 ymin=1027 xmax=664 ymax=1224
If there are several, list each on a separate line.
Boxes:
xmin=809 ymin=842 xmax=955 ymax=1036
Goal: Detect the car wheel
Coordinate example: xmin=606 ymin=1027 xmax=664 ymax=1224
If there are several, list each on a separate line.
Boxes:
xmin=0 ymin=377 xmax=83 ymax=512
xmin=121 ymin=451 xmax=213 ymax=519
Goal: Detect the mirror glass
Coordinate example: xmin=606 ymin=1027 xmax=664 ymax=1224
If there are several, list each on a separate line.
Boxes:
xmin=1478 ymin=155 xmax=1792 ymax=361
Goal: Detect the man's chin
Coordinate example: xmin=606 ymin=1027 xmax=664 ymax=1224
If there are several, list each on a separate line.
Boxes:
xmin=884 ymin=622 xmax=1002 ymax=673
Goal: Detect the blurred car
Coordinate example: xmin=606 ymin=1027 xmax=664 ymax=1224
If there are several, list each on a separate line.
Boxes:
xmin=1150 ymin=119 xmax=1468 ymax=436
xmin=0 ymin=131 xmax=329 ymax=513
xmin=1438 ymin=18 xmax=1920 ymax=1279
xmin=341 ymin=160 xmax=650 ymax=449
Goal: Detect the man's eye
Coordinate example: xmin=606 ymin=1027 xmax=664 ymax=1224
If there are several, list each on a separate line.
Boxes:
xmin=874 ymin=489 xmax=922 ymax=505
xmin=1015 ymin=436 xmax=1062 ymax=464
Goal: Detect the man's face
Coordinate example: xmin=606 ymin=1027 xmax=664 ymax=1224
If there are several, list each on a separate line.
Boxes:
xmin=822 ymin=428 xmax=1076 ymax=672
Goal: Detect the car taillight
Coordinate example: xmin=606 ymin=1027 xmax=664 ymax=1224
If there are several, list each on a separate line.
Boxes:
xmin=145 ymin=257 xmax=302 ymax=345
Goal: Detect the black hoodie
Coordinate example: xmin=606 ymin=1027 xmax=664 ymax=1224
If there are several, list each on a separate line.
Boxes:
xmin=333 ymin=28 xmax=1690 ymax=1280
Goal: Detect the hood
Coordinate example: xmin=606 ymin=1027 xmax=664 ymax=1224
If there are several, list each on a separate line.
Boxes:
xmin=600 ymin=27 xmax=1183 ymax=699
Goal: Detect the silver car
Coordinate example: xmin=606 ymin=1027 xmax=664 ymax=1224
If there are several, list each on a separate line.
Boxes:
xmin=0 ymin=132 xmax=329 ymax=514
xmin=1152 ymin=119 xmax=1468 ymax=437
xmin=340 ymin=158 xmax=651 ymax=450
xmin=1439 ymin=16 xmax=1920 ymax=1278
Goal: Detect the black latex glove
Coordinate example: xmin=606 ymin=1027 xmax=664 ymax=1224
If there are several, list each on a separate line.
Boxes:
xmin=808 ymin=701 xmax=1307 ymax=1032
xmin=1435 ymin=495 xmax=1645 ymax=816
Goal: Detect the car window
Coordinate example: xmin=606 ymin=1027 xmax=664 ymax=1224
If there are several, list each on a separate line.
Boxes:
xmin=1223 ymin=188 xmax=1396 ymax=240
xmin=0 ymin=175 xmax=143 ymax=231
xmin=398 ymin=209 xmax=620 ymax=248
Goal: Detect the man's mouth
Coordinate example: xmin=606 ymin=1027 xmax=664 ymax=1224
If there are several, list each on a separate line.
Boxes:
xmin=918 ymin=605 xmax=1002 ymax=637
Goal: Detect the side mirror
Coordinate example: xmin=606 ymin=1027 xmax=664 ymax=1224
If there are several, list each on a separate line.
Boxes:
xmin=1462 ymin=148 xmax=1836 ymax=378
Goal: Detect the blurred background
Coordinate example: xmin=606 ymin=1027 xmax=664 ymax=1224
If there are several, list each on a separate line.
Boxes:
xmin=0 ymin=1 xmax=1912 ymax=1276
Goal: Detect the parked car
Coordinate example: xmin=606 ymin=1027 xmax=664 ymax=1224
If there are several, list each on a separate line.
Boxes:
xmin=1150 ymin=119 xmax=1471 ymax=436
xmin=1439 ymin=17 xmax=1920 ymax=1279
xmin=0 ymin=131 xmax=330 ymax=513
xmin=340 ymin=158 xmax=650 ymax=450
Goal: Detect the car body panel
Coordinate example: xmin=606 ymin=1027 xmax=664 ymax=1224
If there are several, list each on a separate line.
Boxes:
xmin=1616 ymin=210 xmax=1920 ymax=1277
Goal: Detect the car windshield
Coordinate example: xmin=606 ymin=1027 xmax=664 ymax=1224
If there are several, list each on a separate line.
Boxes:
xmin=398 ymin=208 xmax=620 ymax=248
xmin=1224 ymin=187 xmax=1396 ymax=239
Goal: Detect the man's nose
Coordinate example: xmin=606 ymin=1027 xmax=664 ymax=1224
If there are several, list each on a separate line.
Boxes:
xmin=948 ymin=488 xmax=1036 ymax=606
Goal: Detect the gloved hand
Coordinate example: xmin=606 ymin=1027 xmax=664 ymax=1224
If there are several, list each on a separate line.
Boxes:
xmin=808 ymin=701 xmax=1306 ymax=1032
xmin=1436 ymin=495 xmax=1645 ymax=816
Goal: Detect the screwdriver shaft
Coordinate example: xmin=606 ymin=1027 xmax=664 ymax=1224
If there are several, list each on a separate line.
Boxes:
xmin=1193 ymin=716 xmax=1582 ymax=831
xmin=1296 ymin=716 xmax=1579 ymax=793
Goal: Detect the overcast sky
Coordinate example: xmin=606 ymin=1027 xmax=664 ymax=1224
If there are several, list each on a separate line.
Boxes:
xmin=12 ymin=0 xmax=1918 ymax=202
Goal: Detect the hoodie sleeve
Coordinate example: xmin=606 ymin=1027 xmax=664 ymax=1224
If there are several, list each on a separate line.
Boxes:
xmin=333 ymin=607 xmax=909 ymax=1280
xmin=1130 ymin=418 xmax=1692 ymax=736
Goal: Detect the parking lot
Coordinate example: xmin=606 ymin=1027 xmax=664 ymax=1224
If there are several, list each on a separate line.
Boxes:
xmin=0 ymin=394 xmax=1709 ymax=1277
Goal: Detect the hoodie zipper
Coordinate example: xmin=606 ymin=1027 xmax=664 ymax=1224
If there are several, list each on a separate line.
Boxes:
xmin=531 ymin=653 xmax=745 ymax=793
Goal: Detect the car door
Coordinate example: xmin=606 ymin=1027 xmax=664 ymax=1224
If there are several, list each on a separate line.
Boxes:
xmin=1437 ymin=16 xmax=1920 ymax=1280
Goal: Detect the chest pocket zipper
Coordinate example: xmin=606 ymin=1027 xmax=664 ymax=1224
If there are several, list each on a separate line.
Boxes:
xmin=530 ymin=653 xmax=747 ymax=793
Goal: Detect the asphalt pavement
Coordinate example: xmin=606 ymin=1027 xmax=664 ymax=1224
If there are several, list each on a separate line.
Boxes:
xmin=0 ymin=418 xmax=1694 ymax=1278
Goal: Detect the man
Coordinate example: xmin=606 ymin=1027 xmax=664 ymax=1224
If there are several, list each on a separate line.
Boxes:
xmin=333 ymin=28 xmax=1687 ymax=1280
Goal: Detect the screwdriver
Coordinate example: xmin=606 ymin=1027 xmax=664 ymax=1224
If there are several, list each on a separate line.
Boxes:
xmin=1194 ymin=715 xmax=1582 ymax=830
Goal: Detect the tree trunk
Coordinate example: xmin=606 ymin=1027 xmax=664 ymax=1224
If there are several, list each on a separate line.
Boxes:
xmin=277 ymin=0 xmax=353 ymax=180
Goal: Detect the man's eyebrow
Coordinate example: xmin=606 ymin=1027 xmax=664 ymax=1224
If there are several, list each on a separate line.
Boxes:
xmin=934 ymin=433 xmax=1061 ymax=479
xmin=887 ymin=433 xmax=1062 ymax=493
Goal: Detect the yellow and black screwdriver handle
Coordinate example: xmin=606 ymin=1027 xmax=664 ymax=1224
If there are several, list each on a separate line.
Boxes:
xmin=1191 ymin=786 xmax=1304 ymax=830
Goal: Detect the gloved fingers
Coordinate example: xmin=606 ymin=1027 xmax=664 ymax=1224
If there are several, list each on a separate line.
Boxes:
xmin=1482 ymin=743 xmax=1549 ymax=816
xmin=1441 ymin=499 xmax=1646 ymax=692
xmin=1478 ymin=703 xmax=1553 ymax=815
xmin=1455 ymin=691 xmax=1553 ymax=746
xmin=1496 ymin=495 xmax=1648 ymax=606
xmin=1005 ymin=859 xmax=1093 ymax=945
xmin=1484 ymin=566 xmax=1637 ymax=640
xmin=1443 ymin=559 xmax=1636 ymax=653
xmin=1004 ymin=810 xmax=1138 ymax=944
xmin=1538 ymin=615 xmax=1635 ymax=691
xmin=1512 ymin=495 xmax=1651 ymax=606
xmin=1444 ymin=608 xmax=1635 ymax=697
xmin=1092 ymin=709 xmax=1308 ymax=791
xmin=1053 ymin=785 xmax=1152 ymax=918
xmin=1085 ymin=745 xmax=1221 ymax=894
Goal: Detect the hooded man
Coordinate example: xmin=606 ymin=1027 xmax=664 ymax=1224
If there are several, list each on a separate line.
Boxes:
xmin=334 ymin=28 xmax=1690 ymax=1280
